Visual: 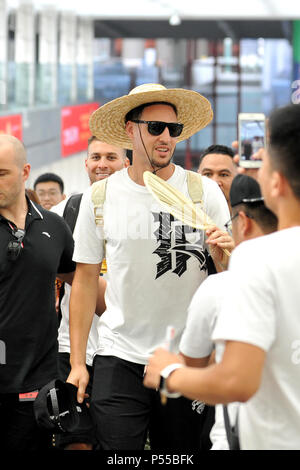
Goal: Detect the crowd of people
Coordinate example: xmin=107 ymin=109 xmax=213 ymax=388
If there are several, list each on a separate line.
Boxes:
xmin=0 ymin=82 xmax=299 ymax=452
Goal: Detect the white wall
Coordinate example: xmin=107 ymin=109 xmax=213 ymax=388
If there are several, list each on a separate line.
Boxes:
xmin=26 ymin=150 xmax=90 ymax=196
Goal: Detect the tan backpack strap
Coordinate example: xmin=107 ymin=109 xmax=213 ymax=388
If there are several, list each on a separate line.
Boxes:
xmin=187 ymin=170 xmax=203 ymax=205
xmin=91 ymin=179 xmax=108 ymax=227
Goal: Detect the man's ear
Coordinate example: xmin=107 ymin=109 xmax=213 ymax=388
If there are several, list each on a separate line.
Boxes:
xmin=238 ymin=210 xmax=252 ymax=237
xmin=273 ymin=170 xmax=290 ymax=199
xmin=125 ymin=121 xmax=134 ymax=140
xmin=22 ymin=163 xmax=31 ymax=182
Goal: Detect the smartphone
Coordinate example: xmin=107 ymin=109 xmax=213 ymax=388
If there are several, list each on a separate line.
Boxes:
xmin=238 ymin=113 xmax=266 ymax=168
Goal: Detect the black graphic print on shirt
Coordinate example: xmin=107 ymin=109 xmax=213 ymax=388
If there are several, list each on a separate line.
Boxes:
xmin=152 ymin=212 xmax=207 ymax=279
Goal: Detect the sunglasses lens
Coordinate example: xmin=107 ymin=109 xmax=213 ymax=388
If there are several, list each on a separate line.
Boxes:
xmin=148 ymin=122 xmax=165 ymax=136
xmin=148 ymin=122 xmax=183 ymax=137
xmin=168 ymin=123 xmax=183 ymax=137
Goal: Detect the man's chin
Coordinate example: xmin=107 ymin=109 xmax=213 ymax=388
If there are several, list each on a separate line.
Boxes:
xmin=151 ymin=156 xmax=172 ymax=170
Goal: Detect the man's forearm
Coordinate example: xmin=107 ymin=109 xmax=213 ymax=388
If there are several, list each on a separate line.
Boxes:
xmin=167 ymin=362 xmax=244 ymax=405
xmin=69 ymin=263 xmax=101 ymax=367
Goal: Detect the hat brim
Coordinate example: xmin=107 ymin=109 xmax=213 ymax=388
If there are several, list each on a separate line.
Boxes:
xmin=89 ymin=88 xmax=213 ymax=150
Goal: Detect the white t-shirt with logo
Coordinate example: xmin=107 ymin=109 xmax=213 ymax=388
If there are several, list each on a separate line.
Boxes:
xmin=73 ymin=165 xmax=229 ymax=365
xmin=51 ymin=197 xmax=98 ymax=366
xmin=212 ymin=227 xmax=300 ymax=450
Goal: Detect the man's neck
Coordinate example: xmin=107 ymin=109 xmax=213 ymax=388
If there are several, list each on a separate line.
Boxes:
xmin=277 ymin=198 xmax=300 ymax=230
xmin=0 ymin=193 xmax=28 ymax=229
xmin=128 ymin=161 xmax=175 ymax=186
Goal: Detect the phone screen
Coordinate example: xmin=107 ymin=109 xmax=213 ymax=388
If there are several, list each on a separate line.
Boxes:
xmin=239 ymin=118 xmax=265 ymax=166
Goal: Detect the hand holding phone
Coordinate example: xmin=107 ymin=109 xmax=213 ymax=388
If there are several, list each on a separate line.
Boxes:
xmin=238 ymin=113 xmax=266 ymax=169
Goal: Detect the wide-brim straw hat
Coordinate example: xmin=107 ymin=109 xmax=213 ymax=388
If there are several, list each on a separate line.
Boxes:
xmin=89 ymin=83 xmax=213 ymax=150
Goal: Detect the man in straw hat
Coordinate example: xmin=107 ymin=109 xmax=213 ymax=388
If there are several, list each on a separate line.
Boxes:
xmin=144 ymin=103 xmax=300 ymax=450
xmin=67 ymin=83 xmax=231 ymax=450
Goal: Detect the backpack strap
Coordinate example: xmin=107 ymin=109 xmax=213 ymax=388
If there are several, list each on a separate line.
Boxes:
xmin=186 ymin=170 xmax=203 ymax=205
xmin=62 ymin=193 xmax=83 ymax=234
xmin=91 ymin=179 xmax=108 ymax=227
xmin=91 ymin=179 xmax=108 ymax=272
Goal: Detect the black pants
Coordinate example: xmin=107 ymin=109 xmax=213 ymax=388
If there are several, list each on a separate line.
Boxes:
xmin=90 ymin=355 xmax=214 ymax=451
xmin=0 ymin=393 xmax=52 ymax=451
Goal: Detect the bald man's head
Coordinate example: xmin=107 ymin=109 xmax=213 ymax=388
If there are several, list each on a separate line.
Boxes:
xmin=0 ymin=135 xmax=30 ymax=210
xmin=0 ymin=134 xmax=27 ymax=168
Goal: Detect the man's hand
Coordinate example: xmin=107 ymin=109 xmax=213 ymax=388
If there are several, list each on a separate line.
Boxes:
xmin=206 ymin=226 xmax=234 ymax=271
xmin=232 ymin=140 xmax=263 ymax=181
xmin=67 ymin=365 xmax=90 ymax=404
xmin=143 ymin=348 xmax=185 ymax=391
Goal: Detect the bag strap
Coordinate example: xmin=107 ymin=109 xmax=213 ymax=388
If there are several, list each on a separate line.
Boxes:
xmin=91 ymin=180 xmax=108 ymax=266
xmin=222 ymin=404 xmax=240 ymax=450
xmin=91 ymin=179 xmax=108 ymax=227
xmin=186 ymin=170 xmax=203 ymax=205
xmin=62 ymin=193 xmax=83 ymax=234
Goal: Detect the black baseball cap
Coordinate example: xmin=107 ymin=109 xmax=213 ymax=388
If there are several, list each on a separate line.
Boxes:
xmin=33 ymin=379 xmax=92 ymax=434
xmin=230 ymin=174 xmax=264 ymax=208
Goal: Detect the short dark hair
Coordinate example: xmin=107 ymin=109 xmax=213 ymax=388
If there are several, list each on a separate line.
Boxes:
xmin=233 ymin=202 xmax=278 ymax=234
xmin=268 ymin=104 xmax=300 ymax=200
xmin=87 ymin=135 xmax=127 ymax=159
xmin=88 ymin=135 xmax=99 ymax=147
xmin=200 ymin=144 xmax=235 ymax=162
xmin=34 ymin=172 xmax=64 ymax=193
xmin=125 ymin=101 xmax=177 ymax=123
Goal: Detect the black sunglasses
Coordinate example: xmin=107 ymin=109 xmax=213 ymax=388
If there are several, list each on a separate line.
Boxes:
xmin=7 ymin=228 xmax=26 ymax=261
xmin=132 ymin=120 xmax=184 ymax=138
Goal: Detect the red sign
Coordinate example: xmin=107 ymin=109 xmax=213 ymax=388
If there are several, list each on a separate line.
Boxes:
xmin=61 ymin=102 xmax=99 ymax=157
xmin=0 ymin=114 xmax=23 ymax=140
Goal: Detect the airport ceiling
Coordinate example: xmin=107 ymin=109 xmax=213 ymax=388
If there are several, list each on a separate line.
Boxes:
xmin=93 ymin=19 xmax=292 ymax=40
xmin=7 ymin=0 xmax=300 ymax=40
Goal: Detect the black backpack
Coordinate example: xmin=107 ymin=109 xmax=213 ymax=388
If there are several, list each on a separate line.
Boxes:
xmin=57 ymin=193 xmax=83 ymax=325
xmin=62 ymin=193 xmax=83 ymax=234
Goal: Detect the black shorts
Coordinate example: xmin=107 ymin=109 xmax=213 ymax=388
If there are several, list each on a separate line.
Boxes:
xmin=53 ymin=352 xmax=97 ymax=449
xmin=0 ymin=393 xmax=52 ymax=451
xmin=90 ymin=355 xmax=214 ymax=451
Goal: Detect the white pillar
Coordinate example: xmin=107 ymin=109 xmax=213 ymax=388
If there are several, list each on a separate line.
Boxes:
xmin=0 ymin=0 xmax=8 ymax=107
xmin=196 ymin=39 xmax=209 ymax=59
xmin=59 ymin=11 xmax=77 ymax=103
xmin=37 ymin=6 xmax=58 ymax=104
xmin=122 ymin=39 xmax=144 ymax=67
xmin=77 ymin=17 xmax=94 ymax=101
xmin=15 ymin=0 xmax=35 ymax=107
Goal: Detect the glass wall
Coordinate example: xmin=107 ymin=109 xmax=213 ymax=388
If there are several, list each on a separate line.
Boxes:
xmin=0 ymin=2 xmax=294 ymax=167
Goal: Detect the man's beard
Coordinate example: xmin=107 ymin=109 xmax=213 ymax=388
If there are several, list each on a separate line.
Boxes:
xmin=0 ymin=185 xmax=22 ymax=209
xmin=149 ymin=151 xmax=174 ymax=172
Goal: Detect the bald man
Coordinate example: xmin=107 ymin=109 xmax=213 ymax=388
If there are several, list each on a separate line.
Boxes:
xmin=0 ymin=135 xmax=75 ymax=451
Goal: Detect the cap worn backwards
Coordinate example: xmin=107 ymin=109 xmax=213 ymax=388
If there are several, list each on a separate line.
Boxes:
xmin=230 ymin=174 xmax=264 ymax=208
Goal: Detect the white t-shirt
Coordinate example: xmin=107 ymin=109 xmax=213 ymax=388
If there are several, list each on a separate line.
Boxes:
xmin=179 ymin=271 xmax=230 ymax=359
xmin=179 ymin=271 xmax=239 ymax=450
xmin=73 ymin=165 xmax=230 ymax=365
xmin=51 ymin=197 xmax=99 ymax=366
xmin=212 ymin=227 xmax=300 ymax=450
